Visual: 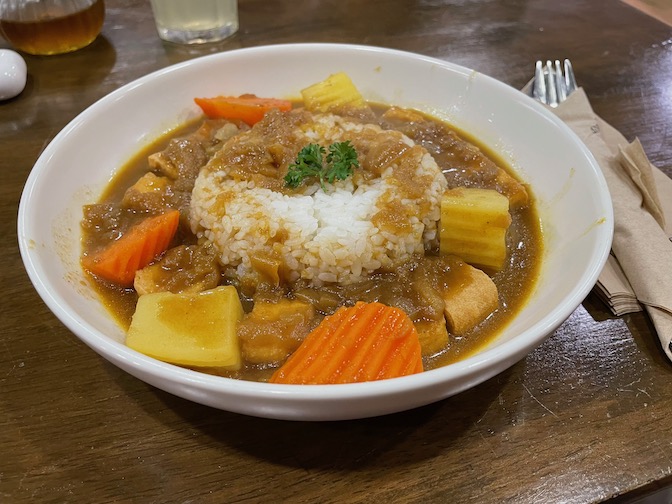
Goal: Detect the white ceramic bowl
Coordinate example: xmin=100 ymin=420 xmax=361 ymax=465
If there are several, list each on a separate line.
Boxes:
xmin=18 ymin=43 xmax=613 ymax=421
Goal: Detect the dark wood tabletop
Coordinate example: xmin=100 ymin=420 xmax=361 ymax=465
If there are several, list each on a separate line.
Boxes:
xmin=3 ymin=1 xmax=672 ymax=502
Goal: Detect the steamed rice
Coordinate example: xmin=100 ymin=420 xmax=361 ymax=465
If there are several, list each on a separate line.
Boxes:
xmin=189 ymin=111 xmax=448 ymax=286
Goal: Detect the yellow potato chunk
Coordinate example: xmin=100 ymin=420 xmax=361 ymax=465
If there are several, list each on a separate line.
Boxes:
xmin=237 ymin=299 xmax=315 ymax=365
xmin=126 ymin=285 xmax=243 ymax=369
xmin=443 ymin=264 xmax=499 ymax=335
xmin=415 ymin=319 xmax=449 ymax=357
xmin=301 ymin=72 xmax=367 ymax=113
xmin=494 ymin=170 xmax=529 ymax=209
xmin=120 ymin=172 xmax=172 ymax=211
xmin=440 ymin=187 xmax=512 ymax=270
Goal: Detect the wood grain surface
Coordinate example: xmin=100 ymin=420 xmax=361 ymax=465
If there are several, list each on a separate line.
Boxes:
xmin=622 ymin=0 xmax=672 ymax=27
xmin=2 ymin=1 xmax=672 ymax=502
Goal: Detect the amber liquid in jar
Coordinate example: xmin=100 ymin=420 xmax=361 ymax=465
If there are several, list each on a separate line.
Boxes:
xmin=0 ymin=0 xmax=105 ymax=55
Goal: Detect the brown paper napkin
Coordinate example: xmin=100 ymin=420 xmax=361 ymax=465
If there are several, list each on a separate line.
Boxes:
xmin=595 ymin=164 xmax=672 ymax=316
xmin=543 ymin=88 xmax=672 ymax=361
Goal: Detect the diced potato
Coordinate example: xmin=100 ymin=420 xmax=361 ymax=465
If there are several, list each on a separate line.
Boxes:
xmin=133 ymin=264 xmax=167 ymax=296
xmin=237 ymin=299 xmax=315 ymax=365
xmin=126 ymin=285 xmax=243 ymax=369
xmin=381 ymin=106 xmax=426 ymax=123
xmin=301 ymin=72 xmax=367 ymax=113
xmin=213 ymin=122 xmax=240 ymax=142
xmin=120 ymin=172 xmax=171 ymax=211
xmin=147 ymin=152 xmax=178 ymax=179
xmin=249 ymin=253 xmax=282 ymax=287
xmin=125 ymin=172 xmax=169 ymax=195
xmin=415 ymin=319 xmax=449 ymax=357
xmin=443 ymin=264 xmax=499 ymax=335
xmin=440 ymin=187 xmax=512 ymax=270
xmin=495 ymin=170 xmax=529 ymax=208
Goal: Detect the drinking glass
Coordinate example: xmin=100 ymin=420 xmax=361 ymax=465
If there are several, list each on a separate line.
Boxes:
xmin=149 ymin=0 xmax=238 ymax=45
xmin=0 ymin=0 xmax=105 ymax=56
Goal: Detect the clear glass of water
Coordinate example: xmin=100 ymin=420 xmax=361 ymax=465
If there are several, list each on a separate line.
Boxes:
xmin=149 ymin=0 xmax=238 ymax=44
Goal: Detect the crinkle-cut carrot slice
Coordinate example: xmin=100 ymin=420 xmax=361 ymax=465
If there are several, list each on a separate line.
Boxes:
xmin=270 ymin=301 xmax=424 ymax=385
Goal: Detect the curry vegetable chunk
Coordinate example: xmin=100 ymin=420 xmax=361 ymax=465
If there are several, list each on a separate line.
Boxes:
xmin=238 ymin=299 xmax=315 ymax=365
xmin=301 ymin=71 xmax=368 ymax=113
xmin=126 ymin=286 xmax=243 ymax=369
xmin=440 ymin=187 xmax=513 ymax=270
xmin=443 ymin=264 xmax=499 ymax=335
xmin=270 ymin=302 xmax=423 ymax=385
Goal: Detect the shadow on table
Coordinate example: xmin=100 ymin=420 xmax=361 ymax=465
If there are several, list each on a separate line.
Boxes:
xmin=137 ymin=364 xmax=519 ymax=470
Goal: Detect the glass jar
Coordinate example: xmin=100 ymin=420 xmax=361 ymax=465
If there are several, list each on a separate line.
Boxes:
xmin=0 ymin=0 xmax=105 ymax=55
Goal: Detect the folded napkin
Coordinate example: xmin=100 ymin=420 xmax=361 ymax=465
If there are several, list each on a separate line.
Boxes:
xmin=595 ymin=163 xmax=672 ymax=316
xmin=541 ymin=88 xmax=672 ymax=362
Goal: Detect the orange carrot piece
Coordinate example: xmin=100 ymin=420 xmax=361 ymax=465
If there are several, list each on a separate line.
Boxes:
xmin=194 ymin=94 xmax=292 ymax=126
xmin=269 ymin=302 xmax=424 ymax=385
xmin=82 ymin=210 xmax=180 ymax=287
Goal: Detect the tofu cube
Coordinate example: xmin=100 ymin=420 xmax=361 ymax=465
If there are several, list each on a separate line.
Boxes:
xmin=443 ymin=264 xmax=499 ymax=335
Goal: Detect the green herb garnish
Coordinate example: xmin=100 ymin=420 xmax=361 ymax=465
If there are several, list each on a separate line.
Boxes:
xmin=284 ymin=141 xmax=359 ymax=191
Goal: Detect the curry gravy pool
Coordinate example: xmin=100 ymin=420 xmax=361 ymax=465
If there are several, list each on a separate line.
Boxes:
xmin=80 ymin=100 xmax=542 ymax=383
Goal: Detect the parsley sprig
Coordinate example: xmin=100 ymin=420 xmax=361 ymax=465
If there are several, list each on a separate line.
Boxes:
xmin=284 ymin=141 xmax=359 ymax=191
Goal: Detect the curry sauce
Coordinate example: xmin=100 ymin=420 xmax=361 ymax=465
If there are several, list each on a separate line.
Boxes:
xmin=81 ymin=103 xmax=543 ymax=381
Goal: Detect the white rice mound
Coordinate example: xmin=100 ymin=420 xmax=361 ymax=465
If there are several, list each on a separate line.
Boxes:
xmin=189 ymin=112 xmax=448 ymax=286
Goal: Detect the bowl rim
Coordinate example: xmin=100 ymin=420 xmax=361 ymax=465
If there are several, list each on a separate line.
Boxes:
xmin=17 ymin=42 xmax=614 ymax=407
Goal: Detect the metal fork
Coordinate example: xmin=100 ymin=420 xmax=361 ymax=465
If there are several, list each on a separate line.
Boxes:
xmin=532 ymin=59 xmax=578 ymax=107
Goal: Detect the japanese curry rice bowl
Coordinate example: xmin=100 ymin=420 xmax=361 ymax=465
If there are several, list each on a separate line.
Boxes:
xmin=80 ymin=72 xmax=541 ymax=385
xmin=19 ymin=45 xmax=612 ymax=420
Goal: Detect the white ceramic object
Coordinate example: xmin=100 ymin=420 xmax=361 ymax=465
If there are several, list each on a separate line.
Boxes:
xmin=18 ymin=44 xmax=613 ymax=421
xmin=0 ymin=49 xmax=27 ymax=100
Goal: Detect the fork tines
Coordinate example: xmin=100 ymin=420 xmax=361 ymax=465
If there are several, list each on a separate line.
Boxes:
xmin=533 ymin=58 xmax=577 ymax=107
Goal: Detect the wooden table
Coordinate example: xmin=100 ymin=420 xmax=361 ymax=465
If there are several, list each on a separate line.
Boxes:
xmin=2 ymin=1 xmax=672 ymax=502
